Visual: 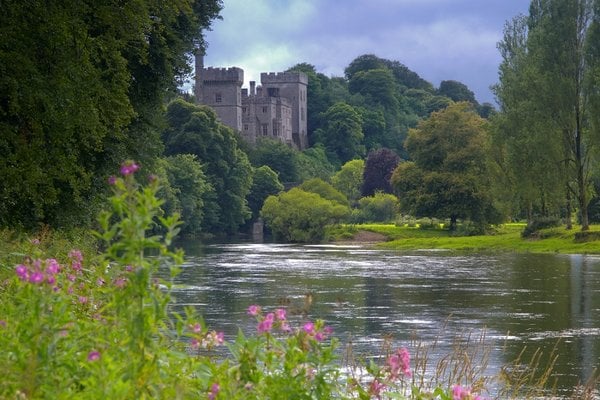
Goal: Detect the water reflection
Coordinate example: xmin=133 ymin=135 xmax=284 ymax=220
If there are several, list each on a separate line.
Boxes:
xmin=162 ymin=243 xmax=600 ymax=395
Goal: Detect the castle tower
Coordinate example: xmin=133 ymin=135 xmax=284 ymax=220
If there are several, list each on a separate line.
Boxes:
xmin=260 ymin=71 xmax=308 ymax=149
xmin=195 ymin=53 xmax=244 ymax=131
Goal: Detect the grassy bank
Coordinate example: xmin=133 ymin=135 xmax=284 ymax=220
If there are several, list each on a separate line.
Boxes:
xmin=330 ymin=223 xmax=600 ymax=254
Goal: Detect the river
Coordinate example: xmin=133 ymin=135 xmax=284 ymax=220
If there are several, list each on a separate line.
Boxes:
xmin=165 ymin=242 xmax=600 ymax=397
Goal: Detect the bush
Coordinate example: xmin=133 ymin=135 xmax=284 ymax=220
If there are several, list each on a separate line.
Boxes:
xmin=521 ymin=216 xmax=561 ymax=238
xmin=353 ymin=192 xmax=400 ymax=223
xmin=261 ymin=188 xmax=351 ymax=242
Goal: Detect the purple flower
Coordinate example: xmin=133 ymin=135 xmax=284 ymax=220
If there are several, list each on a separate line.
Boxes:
xmin=68 ymin=249 xmax=83 ymax=262
xmin=45 ymin=258 xmax=60 ymax=275
xmin=208 ymin=383 xmax=220 ymax=400
xmin=257 ymin=318 xmax=273 ymax=334
xmin=247 ymin=304 xmax=261 ymax=316
xmin=191 ymin=323 xmax=202 ymax=333
xmin=29 ymin=271 xmax=44 ymax=284
xmin=275 ymin=308 xmax=286 ymax=321
xmin=303 ymin=322 xmax=315 ymax=335
xmin=15 ymin=264 xmax=28 ymax=281
xmin=120 ymin=161 xmax=140 ymax=176
xmin=108 ymin=175 xmax=117 ymax=185
xmin=87 ymin=351 xmax=101 ymax=362
xmin=96 ymin=278 xmax=105 ymax=286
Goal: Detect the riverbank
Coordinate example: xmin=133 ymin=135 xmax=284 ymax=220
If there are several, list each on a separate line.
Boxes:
xmin=330 ymin=223 xmax=600 ymax=254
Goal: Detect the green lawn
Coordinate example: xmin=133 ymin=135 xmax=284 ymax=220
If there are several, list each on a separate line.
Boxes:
xmin=337 ymin=223 xmax=600 ymax=254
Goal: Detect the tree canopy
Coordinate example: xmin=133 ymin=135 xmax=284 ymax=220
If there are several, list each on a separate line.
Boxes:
xmin=0 ymin=0 xmax=222 ymax=229
xmin=392 ymin=102 xmax=502 ymax=230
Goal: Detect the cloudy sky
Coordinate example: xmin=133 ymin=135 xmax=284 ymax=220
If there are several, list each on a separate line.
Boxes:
xmin=203 ymin=0 xmax=531 ymax=105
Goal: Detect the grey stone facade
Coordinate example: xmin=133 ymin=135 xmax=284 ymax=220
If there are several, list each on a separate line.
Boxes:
xmin=195 ymin=53 xmax=308 ymax=149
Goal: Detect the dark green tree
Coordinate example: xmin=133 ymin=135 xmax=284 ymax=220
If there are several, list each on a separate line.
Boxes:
xmin=163 ymin=99 xmax=252 ymax=234
xmin=160 ymin=154 xmax=214 ymax=236
xmin=0 ymin=0 xmax=222 ymax=229
xmin=332 ymin=159 xmax=365 ymax=205
xmin=249 ymin=137 xmax=300 ymax=183
xmin=314 ymin=102 xmax=365 ymax=164
xmin=247 ymin=166 xmax=283 ymax=220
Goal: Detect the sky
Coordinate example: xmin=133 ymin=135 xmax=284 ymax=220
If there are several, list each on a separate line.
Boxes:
xmin=202 ymin=0 xmax=531 ymax=105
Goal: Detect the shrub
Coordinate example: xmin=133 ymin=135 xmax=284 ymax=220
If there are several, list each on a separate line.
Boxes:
xmin=353 ymin=192 xmax=400 ymax=223
xmin=261 ymin=188 xmax=351 ymax=242
xmin=521 ymin=216 xmax=561 ymax=238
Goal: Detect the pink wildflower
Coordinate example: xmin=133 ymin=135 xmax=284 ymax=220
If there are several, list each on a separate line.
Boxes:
xmin=15 ymin=264 xmax=28 ymax=281
xmin=96 ymin=278 xmax=105 ymax=286
xmin=247 ymin=304 xmax=261 ymax=316
xmin=280 ymin=322 xmax=292 ymax=333
xmin=264 ymin=312 xmax=275 ymax=322
xmin=0 ymin=320 xmax=6 ymax=328
xmin=78 ymin=296 xmax=88 ymax=304
xmin=275 ymin=308 xmax=287 ymax=321
xmin=68 ymin=249 xmax=83 ymax=262
xmin=303 ymin=322 xmax=315 ymax=335
xmin=368 ymin=379 xmax=386 ymax=399
xmin=387 ymin=347 xmax=412 ymax=378
xmin=30 ymin=238 xmax=40 ymax=245
xmin=208 ymin=383 xmax=220 ymax=400
xmin=46 ymin=275 xmax=56 ymax=285
xmin=108 ymin=175 xmax=117 ymax=185
xmin=29 ymin=271 xmax=44 ymax=284
xmin=191 ymin=323 xmax=202 ymax=333
xmin=191 ymin=338 xmax=200 ymax=349
xmin=452 ymin=385 xmax=473 ymax=400
xmin=67 ymin=274 xmax=76 ymax=282
xmin=45 ymin=258 xmax=60 ymax=275
xmin=215 ymin=331 xmax=224 ymax=344
xmin=120 ymin=161 xmax=140 ymax=176
xmin=114 ymin=277 xmax=127 ymax=288
xmin=257 ymin=318 xmax=273 ymax=334
xmin=87 ymin=351 xmax=101 ymax=362
xmin=315 ymin=332 xmax=325 ymax=342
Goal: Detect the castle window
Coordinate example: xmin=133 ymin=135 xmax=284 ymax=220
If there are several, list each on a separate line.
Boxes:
xmin=262 ymin=124 xmax=268 ymax=135
xmin=244 ymin=124 xmax=248 ymax=131
xmin=268 ymin=88 xmax=279 ymax=97
xmin=262 ymin=106 xmax=267 ymax=113
xmin=215 ymin=93 xmax=222 ymax=103
xmin=242 ymin=107 xmax=247 ymax=114
xmin=301 ymin=107 xmax=305 ymax=121
xmin=273 ymin=126 xmax=278 ymax=136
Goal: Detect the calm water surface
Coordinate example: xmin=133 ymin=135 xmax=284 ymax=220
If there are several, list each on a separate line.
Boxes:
xmin=166 ymin=242 xmax=600 ymax=396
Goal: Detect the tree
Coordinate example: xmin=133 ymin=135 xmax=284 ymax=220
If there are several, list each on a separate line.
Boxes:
xmin=314 ymin=102 xmax=365 ymax=165
xmin=437 ymin=80 xmax=477 ymax=105
xmin=0 ymin=0 xmax=222 ymax=229
xmin=299 ymin=179 xmax=349 ymax=206
xmin=160 ymin=154 xmax=214 ymax=236
xmin=332 ymin=159 xmax=365 ymax=205
xmin=261 ymin=188 xmax=350 ymax=243
xmin=353 ymin=192 xmax=400 ymax=223
xmin=361 ymin=148 xmax=401 ymax=197
xmin=163 ymin=99 xmax=253 ymax=234
xmin=249 ymin=137 xmax=300 ymax=183
xmin=295 ymin=145 xmax=336 ymax=182
xmin=247 ymin=166 xmax=284 ymax=220
xmin=493 ymin=0 xmax=600 ymax=231
xmin=392 ymin=102 xmax=502 ymax=230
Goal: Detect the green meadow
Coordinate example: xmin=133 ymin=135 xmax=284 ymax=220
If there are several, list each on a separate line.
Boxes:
xmin=332 ymin=223 xmax=600 ymax=254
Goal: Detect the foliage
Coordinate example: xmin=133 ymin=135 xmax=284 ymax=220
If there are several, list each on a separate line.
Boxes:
xmin=392 ymin=102 xmax=503 ymax=230
xmin=299 ymin=178 xmax=350 ymax=206
xmin=521 ymin=217 xmax=562 ymax=238
xmin=163 ymin=99 xmax=253 ymax=234
xmin=362 ymin=148 xmax=401 ymax=197
xmin=493 ymin=0 xmax=600 ymax=231
xmin=314 ymin=102 xmax=365 ymax=165
xmin=159 ymin=154 xmax=214 ymax=237
xmin=353 ymin=193 xmax=400 ymax=223
xmin=247 ymin=166 xmax=283 ymax=220
xmin=248 ymin=137 xmax=300 ymax=183
xmin=332 ymin=159 xmax=365 ymax=205
xmin=261 ymin=188 xmax=350 ymax=243
xmin=437 ymin=80 xmax=477 ymax=105
xmin=296 ymin=145 xmax=336 ymax=181
xmin=0 ymin=0 xmax=221 ymax=229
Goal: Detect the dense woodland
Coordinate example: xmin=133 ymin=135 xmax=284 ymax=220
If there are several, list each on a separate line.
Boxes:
xmin=1 ymin=0 xmax=600 ymax=242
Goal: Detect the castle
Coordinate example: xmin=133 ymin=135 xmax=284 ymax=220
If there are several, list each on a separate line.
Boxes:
xmin=194 ymin=53 xmax=308 ymax=149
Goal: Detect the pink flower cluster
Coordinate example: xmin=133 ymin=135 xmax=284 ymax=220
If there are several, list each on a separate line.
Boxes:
xmin=120 ymin=161 xmax=140 ymax=176
xmin=452 ymin=385 xmax=485 ymax=400
xmin=189 ymin=322 xmax=224 ymax=350
xmin=386 ymin=347 xmax=412 ymax=378
xmin=368 ymin=378 xmax=386 ymax=399
xmin=248 ymin=305 xmax=290 ymax=334
xmin=16 ymin=258 xmax=62 ymax=287
xmin=207 ymin=383 xmax=220 ymax=400
xmin=302 ymin=321 xmax=333 ymax=342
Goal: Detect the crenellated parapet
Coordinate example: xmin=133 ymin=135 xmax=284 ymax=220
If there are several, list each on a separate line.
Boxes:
xmin=202 ymin=67 xmax=244 ymax=85
xmin=261 ymin=71 xmax=308 ymax=85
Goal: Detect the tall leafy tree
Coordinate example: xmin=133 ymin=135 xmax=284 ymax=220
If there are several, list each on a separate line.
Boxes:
xmin=247 ymin=166 xmax=283 ymax=220
xmin=0 ymin=0 xmax=222 ymax=228
xmin=314 ymin=102 xmax=365 ymax=165
xmin=332 ymin=159 xmax=365 ymax=205
xmin=494 ymin=0 xmax=600 ymax=230
xmin=163 ymin=99 xmax=252 ymax=234
xmin=392 ymin=102 xmax=502 ymax=230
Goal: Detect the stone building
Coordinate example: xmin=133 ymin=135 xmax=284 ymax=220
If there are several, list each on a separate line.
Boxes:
xmin=195 ymin=53 xmax=308 ymax=149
